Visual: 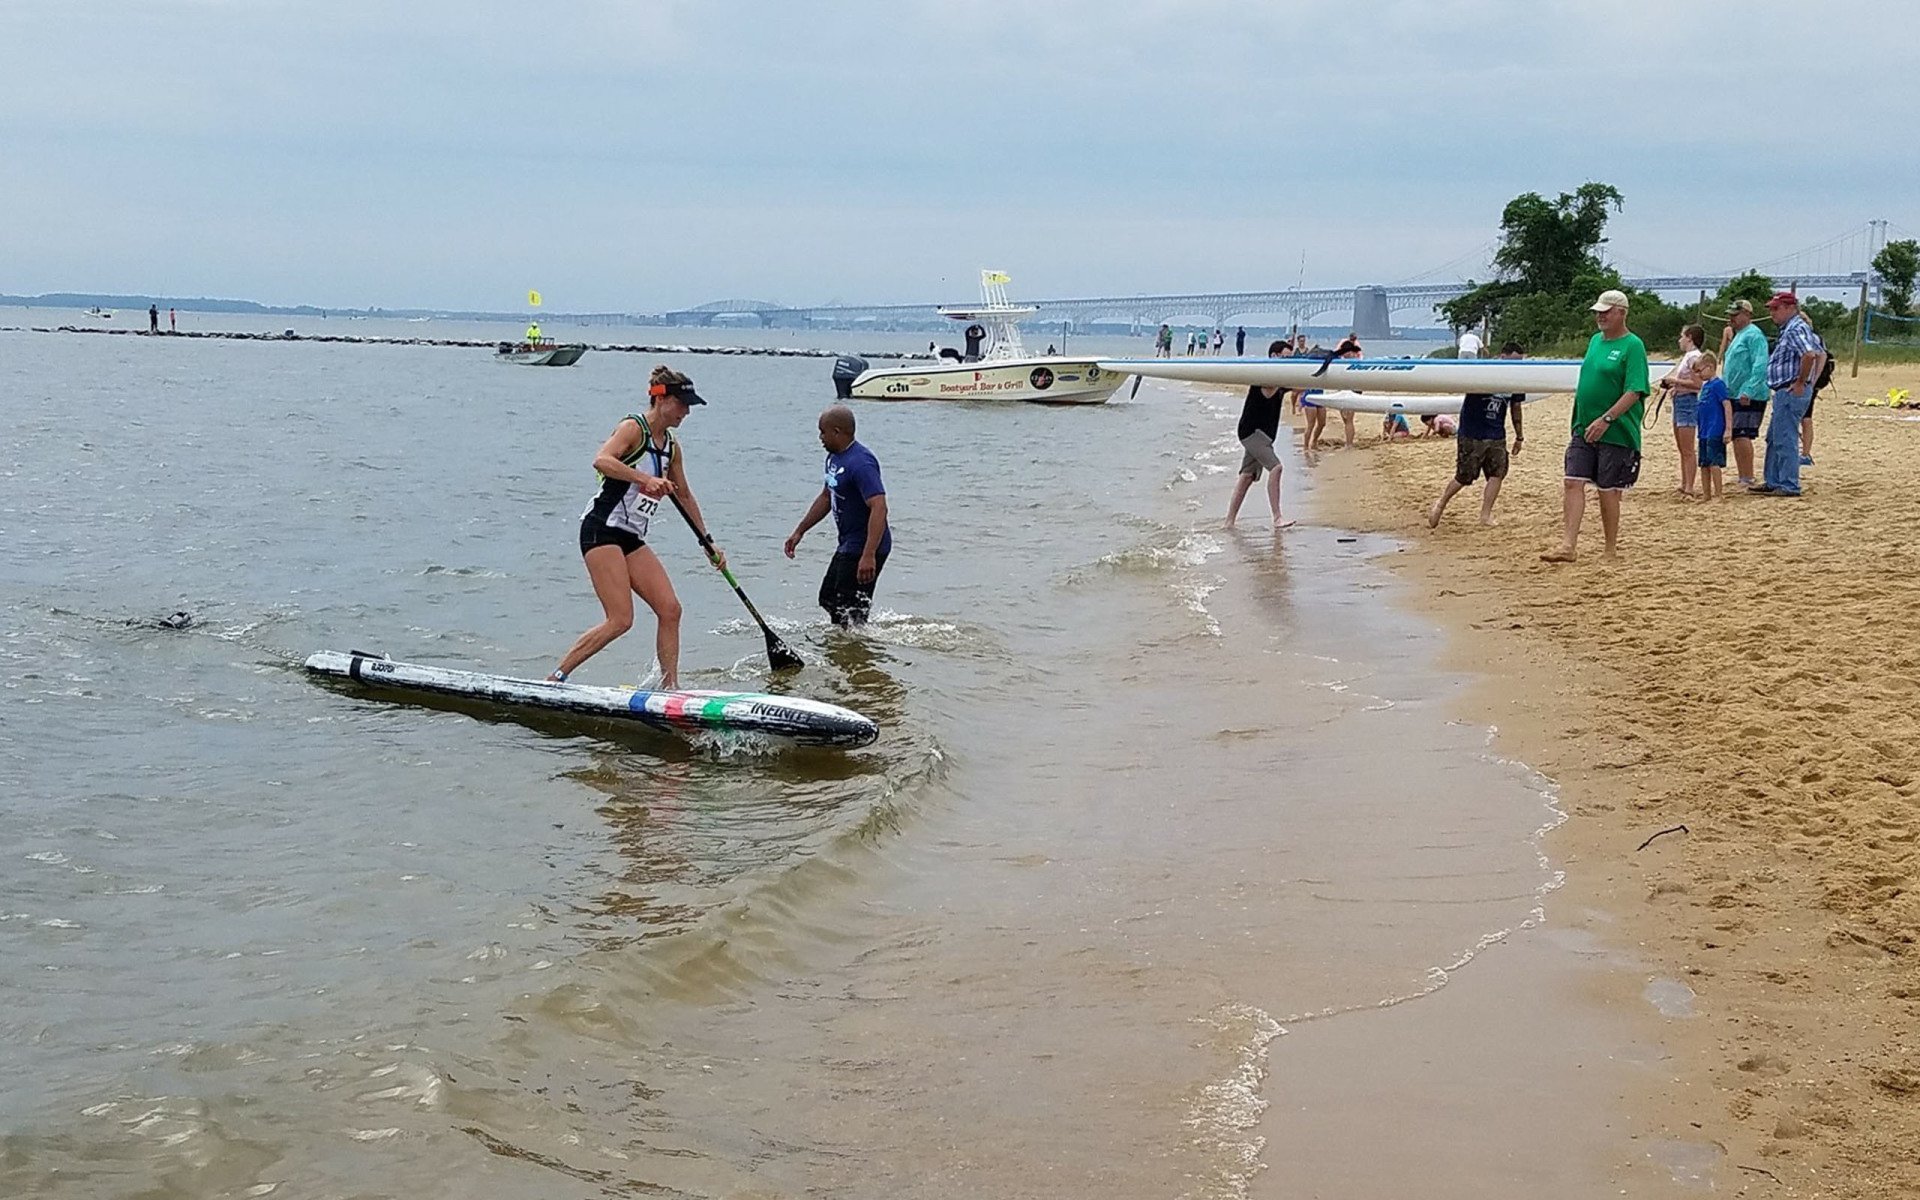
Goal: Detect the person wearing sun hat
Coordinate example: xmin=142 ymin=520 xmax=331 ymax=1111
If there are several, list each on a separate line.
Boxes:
xmin=1542 ymin=288 xmax=1649 ymax=562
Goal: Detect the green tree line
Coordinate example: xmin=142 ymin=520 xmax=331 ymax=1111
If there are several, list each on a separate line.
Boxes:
xmin=1440 ymin=184 xmax=1920 ymax=354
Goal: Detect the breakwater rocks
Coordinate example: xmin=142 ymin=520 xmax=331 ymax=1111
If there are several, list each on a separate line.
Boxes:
xmin=8 ymin=324 xmax=930 ymax=361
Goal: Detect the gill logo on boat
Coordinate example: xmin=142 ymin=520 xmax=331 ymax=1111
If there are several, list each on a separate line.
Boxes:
xmin=885 ymin=381 xmax=910 ymax=394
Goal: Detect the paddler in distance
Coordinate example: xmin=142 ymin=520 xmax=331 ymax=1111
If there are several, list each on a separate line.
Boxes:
xmin=549 ymin=366 xmax=726 ymax=688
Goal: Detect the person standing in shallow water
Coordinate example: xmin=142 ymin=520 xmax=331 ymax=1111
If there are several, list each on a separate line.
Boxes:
xmin=786 ymin=405 xmax=892 ymax=627
xmin=550 ymin=367 xmax=727 ymax=688
xmin=148 ymin=304 xmax=158 ymax=333
xmin=1226 ymin=340 xmax=1296 ymax=530
xmin=1542 ymin=289 xmax=1649 ymax=562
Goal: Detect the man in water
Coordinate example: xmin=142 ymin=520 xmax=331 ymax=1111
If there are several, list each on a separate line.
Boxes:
xmin=1543 ymin=290 xmax=1649 ymax=562
xmin=1155 ymin=324 xmax=1173 ymax=358
xmin=1234 ymin=326 xmax=1246 ymax=355
xmin=1428 ymin=342 xmax=1526 ymax=528
xmin=148 ymin=304 xmax=159 ymax=333
xmin=786 ymin=405 xmax=892 ymax=627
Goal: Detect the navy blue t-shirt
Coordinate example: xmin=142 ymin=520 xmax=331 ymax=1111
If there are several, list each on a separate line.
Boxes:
xmin=1457 ymin=392 xmax=1521 ymax=441
xmin=825 ymin=440 xmax=892 ymax=556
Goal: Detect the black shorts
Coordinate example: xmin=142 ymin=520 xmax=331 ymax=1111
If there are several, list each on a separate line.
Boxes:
xmin=820 ymin=550 xmax=887 ymax=626
xmin=1563 ymin=438 xmax=1641 ymax=491
xmin=1730 ymin=402 xmax=1765 ymax=439
xmin=579 ymin=516 xmax=644 ymax=556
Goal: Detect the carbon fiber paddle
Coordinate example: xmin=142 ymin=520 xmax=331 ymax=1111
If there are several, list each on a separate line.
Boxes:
xmin=668 ymin=496 xmax=805 ymax=673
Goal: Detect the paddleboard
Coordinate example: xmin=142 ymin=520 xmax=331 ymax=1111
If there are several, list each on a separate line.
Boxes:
xmin=1097 ymin=356 xmax=1674 ymax=395
xmin=304 ymin=650 xmax=878 ymax=748
xmin=1305 ymin=391 xmax=1482 ymax=416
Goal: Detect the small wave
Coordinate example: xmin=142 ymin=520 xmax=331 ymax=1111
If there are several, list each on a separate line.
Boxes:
xmin=1182 ymin=1002 xmax=1284 ymax=1200
xmin=419 ymin=564 xmax=507 ymax=579
xmin=1093 ymin=531 xmax=1223 ymax=575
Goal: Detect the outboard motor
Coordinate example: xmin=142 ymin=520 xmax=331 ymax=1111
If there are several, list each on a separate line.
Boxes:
xmin=832 ymin=355 xmax=868 ymax=400
xmin=963 ymin=323 xmax=987 ymax=361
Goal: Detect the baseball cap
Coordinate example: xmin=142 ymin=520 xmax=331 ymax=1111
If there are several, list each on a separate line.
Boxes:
xmin=1725 ymin=299 xmax=1755 ymax=316
xmin=1589 ymin=289 xmax=1630 ymax=312
xmin=1765 ymin=291 xmax=1800 ymax=309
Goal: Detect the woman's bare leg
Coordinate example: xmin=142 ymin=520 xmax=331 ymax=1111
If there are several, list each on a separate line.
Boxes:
xmin=554 ymin=545 xmax=637 ymax=677
xmin=626 ymin=547 xmax=684 ymax=689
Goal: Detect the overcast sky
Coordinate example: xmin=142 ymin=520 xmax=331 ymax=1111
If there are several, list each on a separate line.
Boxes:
xmin=4 ymin=0 xmax=1915 ymax=311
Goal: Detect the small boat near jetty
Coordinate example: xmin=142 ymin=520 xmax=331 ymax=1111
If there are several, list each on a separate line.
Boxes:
xmin=833 ymin=271 xmax=1126 ymax=405
xmin=495 ymin=341 xmax=587 ymax=366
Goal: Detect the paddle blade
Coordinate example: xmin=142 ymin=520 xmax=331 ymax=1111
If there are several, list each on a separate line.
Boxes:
xmin=1129 ymin=373 xmax=1144 ymax=399
xmin=766 ymin=635 xmax=806 ymax=673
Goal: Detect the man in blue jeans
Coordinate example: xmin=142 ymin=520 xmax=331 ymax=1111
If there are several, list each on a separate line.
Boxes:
xmin=1752 ymin=291 xmax=1823 ymax=496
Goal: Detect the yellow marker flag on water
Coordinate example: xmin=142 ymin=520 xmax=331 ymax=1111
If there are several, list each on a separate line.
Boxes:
xmin=983 ymin=271 xmax=1011 ymax=284
xmin=527 ymin=290 xmax=543 ymax=307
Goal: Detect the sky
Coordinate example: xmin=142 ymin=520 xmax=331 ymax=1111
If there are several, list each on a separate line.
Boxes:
xmin=4 ymin=0 xmax=1916 ymax=312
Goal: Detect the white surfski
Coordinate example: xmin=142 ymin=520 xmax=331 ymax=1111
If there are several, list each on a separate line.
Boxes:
xmin=1097 ymin=355 xmax=1672 ymax=394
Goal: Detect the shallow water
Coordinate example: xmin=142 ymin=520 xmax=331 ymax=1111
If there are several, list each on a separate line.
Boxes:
xmin=4 ymin=318 xmax=1607 ymax=1197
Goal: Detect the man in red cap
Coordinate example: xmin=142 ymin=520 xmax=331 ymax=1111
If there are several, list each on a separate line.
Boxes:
xmin=1751 ymin=291 xmax=1823 ymax=496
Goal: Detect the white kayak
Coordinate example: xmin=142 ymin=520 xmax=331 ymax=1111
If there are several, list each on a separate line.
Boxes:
xmin=1305 ymin=392 xmax=1482 ymax=416
xmin=304 ymin=650 xmax=878 ymax=748
xmin=1096 ymin=355 xmax=1674 ymax=394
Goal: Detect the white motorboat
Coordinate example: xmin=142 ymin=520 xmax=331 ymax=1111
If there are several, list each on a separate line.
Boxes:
xmin=832 ymin=271 xmax=1125 ymax=405
xmin=494 ymin=341 xmax=587 ymax=366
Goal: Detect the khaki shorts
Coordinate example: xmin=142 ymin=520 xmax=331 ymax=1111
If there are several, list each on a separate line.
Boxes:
xmin=1238 ymin=431 xmax=1282 ymax=480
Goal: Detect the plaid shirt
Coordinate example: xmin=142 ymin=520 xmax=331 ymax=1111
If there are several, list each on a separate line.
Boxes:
xmin=1767 ymin=314 xmax=1822 ymax=390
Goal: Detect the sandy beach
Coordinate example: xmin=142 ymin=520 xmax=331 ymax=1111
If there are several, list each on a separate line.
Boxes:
xmin=1308 ymin=363 xmax=1920 ymax=1197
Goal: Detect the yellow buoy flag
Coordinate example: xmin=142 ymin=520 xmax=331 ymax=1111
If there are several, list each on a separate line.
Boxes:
xmin=527 ymin=290 xmax=543 ymax=308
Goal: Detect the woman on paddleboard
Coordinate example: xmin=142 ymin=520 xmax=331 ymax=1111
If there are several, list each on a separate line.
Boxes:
xmin=549 ymin=366 xmax=726 ymax=689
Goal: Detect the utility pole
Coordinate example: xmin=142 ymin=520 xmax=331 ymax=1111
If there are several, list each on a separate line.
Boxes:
xmin=1851 ymin=277 xmax=1868 ymax=378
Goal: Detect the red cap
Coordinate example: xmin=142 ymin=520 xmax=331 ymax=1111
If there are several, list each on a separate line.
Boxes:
xmin=1765 ymin=291 xmax=1799 ymax=308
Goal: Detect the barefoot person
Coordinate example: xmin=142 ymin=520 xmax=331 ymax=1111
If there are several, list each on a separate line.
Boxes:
xmin=785 ymin=405 xmax=892 ymax=627
xmin=1655 ymin=324 xmax=1708 ymax=497
xmin=1542 ymin=290 xmax=1649 ymax=563
xmin=1226 ymin=340 xmax=1295 ymax=529
xmin=550 ymin=367 xmax=726 ymax=687
xmin=1429 ymin=342 xmax=1526 ymax=528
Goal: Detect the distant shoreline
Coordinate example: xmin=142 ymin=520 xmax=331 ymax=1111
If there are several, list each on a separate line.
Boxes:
xmin=0 ymin=323 xmax=931 ymax=360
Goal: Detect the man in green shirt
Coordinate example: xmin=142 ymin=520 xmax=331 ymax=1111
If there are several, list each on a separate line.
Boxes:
xmin=1542 ymin=289 xmax=1650 ymax=563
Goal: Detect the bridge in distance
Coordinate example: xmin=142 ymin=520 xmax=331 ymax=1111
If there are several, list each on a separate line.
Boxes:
xmin=661 ymin=272 xmax=1872 ymax=339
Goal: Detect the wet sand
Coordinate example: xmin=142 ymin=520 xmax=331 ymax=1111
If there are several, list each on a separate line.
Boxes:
xmin=1307 ymin=363 xmax=1920 ymax=1198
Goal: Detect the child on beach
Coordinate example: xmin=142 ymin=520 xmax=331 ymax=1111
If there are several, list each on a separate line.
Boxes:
xmin=1383 ymin=412 xmax=1412 ymax=440
xmin=1695 ymin=351 xmax=1730 ymax=499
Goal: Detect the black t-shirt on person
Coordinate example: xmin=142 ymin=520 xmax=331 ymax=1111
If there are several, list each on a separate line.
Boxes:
xmin=1238 ymin=385 xmax=1285 ymax=440
xmin=1457 ymin=392 xmax=1521 ymax=441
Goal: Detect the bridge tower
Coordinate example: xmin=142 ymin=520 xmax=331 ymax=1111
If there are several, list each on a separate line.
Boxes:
xmin=1351 ymin=287 xmax=1392 ymax=340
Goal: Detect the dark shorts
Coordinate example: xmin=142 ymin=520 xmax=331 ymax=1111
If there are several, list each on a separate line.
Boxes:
xmin=1804 ymin=395 xmax=1817 ymax=418
xmin=1454 ymin=436 xmax=1509 ymax=485
xmin=1698 ymin=436 xmax=1728 ymax=468
xmin=1730 ymin=402 xmax=1765 ymax=440
xmin=820 ymin=550 xmax=887 ymax=626
xmin=1563 ymin=437 xmax=1641 ymax=491
xmin=579 ymin=516 xmax=644 ymax=557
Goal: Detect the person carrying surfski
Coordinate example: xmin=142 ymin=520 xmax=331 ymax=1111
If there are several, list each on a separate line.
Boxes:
xmin=549 ymin=366 xmax=726 ymax=688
